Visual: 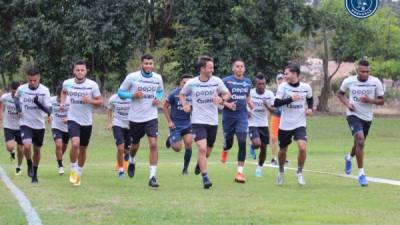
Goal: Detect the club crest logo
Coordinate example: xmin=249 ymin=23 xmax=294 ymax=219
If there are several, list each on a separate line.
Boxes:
xmin=345 ymin=0 xmax=379 ymax=19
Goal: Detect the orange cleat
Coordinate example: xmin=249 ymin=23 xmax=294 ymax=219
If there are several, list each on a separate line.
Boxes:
xmin=220 ymin=150 xmax=229 ymax=164
xmin=114 ymin=160 xmax=129 ymax=172
xmin=234 ymin=172 xmax=246 ymax=183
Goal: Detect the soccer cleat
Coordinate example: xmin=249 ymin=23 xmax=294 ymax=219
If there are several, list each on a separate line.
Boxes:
xmin=194 ymin=163 xmax=200 ymax=175
xmin=10 ymin=152 xmax=15 ymax=161
xmin=255 ymin=167 xmax=262 ymax=178
xmin=127 ymin=163 xmax=136 ymax=178
xmin=27 ymin=165 xmax=34 ymax=178
xmin=15 ymin=168 xmax=21 ymax=176
xmin=69 ymin=170 xmax=77 ymax=184
xmin=182 ymin=169 xmax=188 ymax=175
xmin=345 ymin=155 xmax=352 ymax=175
xmin=285 ymin=160 xmax=290 ymax=165
xmin=277 ymin=173 xmax=284 ymax=186
xmin=249 ymin=145 xmax=256 ymax=160
xmin=148 ymin=176 xmax=159 ymax=188
xmin=31 ymin=175 xmax=38 ymax=184
xmin=203 ymin=178 xmax=213 ymax=189
xmin=358 ymin=175 xmax=368 ymax=187
xmin=220 ymin=150 xmax=228 ymax=163
xmin=118 ymin=170 xmax=124 ymax=178
xmin=74 ymin=175 xmax=81 ymax=186
xmin=58 ymin=167 xmax=65 ymax=175
xmin=165 ymin=136 xmax=171 ymax=149
xmin=296 ymin=173 xmax=305 ymax=186
xmin=271 ymin=158 xmax=278 ymax=165
xmin=234 ymin=172 xmax=246 ymax=183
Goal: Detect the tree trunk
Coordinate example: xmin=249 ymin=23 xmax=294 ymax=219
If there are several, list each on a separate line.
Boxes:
xmin=1 ymin=73 xmax=7 ymax=90
xmin=317 ymin=24 xmax=331 ymax=112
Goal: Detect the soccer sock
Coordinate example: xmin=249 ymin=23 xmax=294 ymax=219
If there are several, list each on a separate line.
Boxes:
xmin=183 ymin=149 xmax=192 ymax=171
xmin=57 ymin=160 xmax=63 ymax=168
xmin=16 ymin=165 xmax=21 ymax=169
xmin=297 ymin=166 xmax=303 ymax=174
xmin=77 ymin=166 xmax=83 ymax=176
xmin=346 ymin=154 xmax=352 ymax=161
xmin=279 ymin=166 xmax=284 ymax=173
xmin=256 ymin=165 xmax=263 ymax=171
xmin=237 ymin=166 xmax=244 ymax=174
xmin=358 ymin=168 xmax=365 ymax=176
xmin=70 ymin=162 xmax=77 ymax=172
xmin=27 ymin=159 xmax=32 ymax=168
xmin=129 ymin=155 xmax=135 ymax=164
xmin=33 ymin=166 xmax=38 ymax=176
xmin=119 ymin=167 xmax=124 ymax=173
xmin=201 ymin=172 xmax=209 ymax=182
xmin=149 ymin=165 xmax=157 ymax=179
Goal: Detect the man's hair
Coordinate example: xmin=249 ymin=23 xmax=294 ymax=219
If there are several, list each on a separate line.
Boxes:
xmin=255 ymin=72 xmax=266 ymax=81
xmin=10 ymin=81 xmax=20 ymax=90
xmin=141 ymin=54 xmax=154 ymax=62
xmin=180 ymin=73 xmax=193 ymax=81
xmin=284 ymin=63 xmax=301 ymax=76
xmin=56 ymin=85 xmax=63 ymax=96
xmin=74 ymin=60 xmax=86 ymax=67
xmin=358 ymin=59 xmax=369 ymax=67
xmin=197 ymin=55 xmax=214 ymax=69
xmin=26 ymin=67 xmax=40 ymax=76
xmin=231 ymin=57 xmax=245 ymax=65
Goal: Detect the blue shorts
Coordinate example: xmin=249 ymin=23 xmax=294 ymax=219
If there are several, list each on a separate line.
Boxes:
xmin=346 ymin=115 xmax=372 ymax=138
xmin=169 ymin=125 xmax=191 ymax=144
xmin=222 ymin=115 xmax=248 ymax=138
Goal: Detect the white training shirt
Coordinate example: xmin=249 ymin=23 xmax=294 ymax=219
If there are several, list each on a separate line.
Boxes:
xmin=50 ymin=96 xmax=70 ymax=132
xmin=63 ymin=78 xmax=101 ymax=126
xmin=1 ymin=93 xmax=20 ymax=130
xmin=339 ymin=75 xmax=384 ymax=121
xmin=107 ymin=94 xmax=131 ymax=129
xmin=180 ymin=76 xmax=229 ymax=125
xmin=16 ymin=84 xmax=51 ymax=129
xmin=248 ymin=88 xmax=275 ymax=127
xmin=119 ymin=70 xmax=164 ymax=123
xmin=275 ymin=82 xmax=313 ymax=130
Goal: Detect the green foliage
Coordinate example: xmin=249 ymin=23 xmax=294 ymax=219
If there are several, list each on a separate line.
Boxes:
xmin=370 ymin=58 xmax=400 ymax=80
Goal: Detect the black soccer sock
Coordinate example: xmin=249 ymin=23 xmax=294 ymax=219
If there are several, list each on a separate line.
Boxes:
xmin=237 ymin=133 xmax=247 ymax=162
xmin=57 ymin=160 xmax=63 ymax=168
xmin=33 ymin=166 xmax=38 ymax=176
xmin=201 ymin=172 xmax=209 ymax=182
xmin=297 ymin=166 xmax=303 ymax=174
xmin=183 ymin=149 xmax=192 ymax=171
xmin=27 ymin=159 xmax=32 ymax=168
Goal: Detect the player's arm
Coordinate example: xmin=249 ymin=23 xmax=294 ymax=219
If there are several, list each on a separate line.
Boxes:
xmin=246 ymin=95 xmax=255 ymax=110
xmin=360 ymin=95 xmax=384 ymax=105
xmin=106 ymin=107 xmax=113 ymax=131
xmin=162 ymin=101 xmax=175 ymax=129
xmin=336 ymin=90 xmax=355 ymax=111
xmin=179 ymin=93 xmax=191 ymax=113
xmin=87 ymin=95 xmax=104 ymax=107
xmin=0 ymin=100 xmax=4 ymax=122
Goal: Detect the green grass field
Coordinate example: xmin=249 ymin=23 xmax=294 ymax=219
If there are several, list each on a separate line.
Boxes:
xmin=1 ymin=114 xmax=400 ymax=225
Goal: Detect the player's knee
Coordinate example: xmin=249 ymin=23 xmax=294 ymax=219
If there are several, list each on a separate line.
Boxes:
xmin=252 ymin=139 xmax=261 ymax=149
xmin=356 ymin=138 xmax=365 ymax=149
xmin=6 ymin=143 xmax=14 ymax=151
xmin=149 ymin=142 xmax=157 ymax=151
xmin=171 ymin=144 xmax=182 ymax=152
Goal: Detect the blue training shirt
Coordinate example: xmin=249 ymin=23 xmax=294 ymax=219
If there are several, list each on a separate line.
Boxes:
xmin=167 ymin=87 xmax=191 ymax=127
xmin=222 ymin=75 xmax=252 ymax=118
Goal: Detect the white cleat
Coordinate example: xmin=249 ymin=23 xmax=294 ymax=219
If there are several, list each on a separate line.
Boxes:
xmin=58 ymin=167 xmax=65 ymax=175
xmin=277 ymin=172 xmax=284 ymax=186
xmin=296 ymin=173 xmax=305 ymax=186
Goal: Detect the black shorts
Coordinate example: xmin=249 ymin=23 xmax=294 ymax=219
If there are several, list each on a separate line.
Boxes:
xmin=346 ymin=115 xmax=372 ymax=138
xmin=4 ymin=128 xmax=23 ymax=145
xmin=68 ymin=121 xmax=92 ymax=147
xmin=278 ymin=127 xmax=307 ymax=148
xmin=52 ymin=128 xmax=69 ymax=144
xmin=20 ymin=125 xmax=45 ymax=148
xmin=192 ymin=124 xmax=218 ymax=148
xmin=129 ymin=119 xmax=158 ymax=144
xmin=249 ymin=126 xmax=270 ymax=145
xmin=112 ymin=126 xmax=131 ymax=148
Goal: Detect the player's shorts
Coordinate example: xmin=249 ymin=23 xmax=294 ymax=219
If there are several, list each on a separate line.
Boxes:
xmin=129 ymin=119 xmax=158 ymax=144
xmin=68 ymin=120 xmax=93 ymax=147
xmin=222 ymin=115 xmax=248 ymax=137
xmin=278 ymin=126 xmax=307 ymax=148
xmin=169 ymin=124 xmax=191 ymax=144
xmin=112 ymin=126 xmax=131 ymax=148
xmin=249 ymin=126 xmax=270 ymax=145
xmin=192 ymin=124 xmax=218 ymax=148
xmin=52 ymin=128 xmax=69 ymax=144
xmin=346 ymin=115 xmax=372 ymax=138
xmin=20 ymin=125 xmax=45 ymax=148
xmin=4 ymin=128 xmax=23 ymax=145
xmin=270 ymin=115 xmax=280 ymax=139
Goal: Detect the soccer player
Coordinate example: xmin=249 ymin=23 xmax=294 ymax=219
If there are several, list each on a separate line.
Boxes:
xmin=180 ymin=55 xmax=230 ymax=189
xmin=61 ymin=60 xmax=103 ymax=186
xmin=337 ymin=59 xmax=384 ymax=187
xmin=270 ymin=73 xmax=285 ymax=165
xmin=118 ymin=54 xmax=164 ymax=188
xmin=50 ymin=85 xmax=70 ymax=175
xmin=219 ymin=58 xmax=254 ymax=183
xmin=274 ymin=63 xmax=313 ymax=186
xmin=107 ymin=92 xmax=131 ymax=178
xmin=15 ymin=67 xmax=51 ymax=183
xmin=163 ymin=74 xmax=193 ymax=175
xmin=0 ymin=81 xmax=24 ymax=175
xmin=247 ymin=74 xmax=275 ymax=177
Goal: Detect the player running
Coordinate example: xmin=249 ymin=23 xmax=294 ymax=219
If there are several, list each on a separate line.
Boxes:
xmin=15 ymin=67 xmax=51 ymax=183
xmin=247 ymin=74 xmax=275 ymax=177
xmin=118 ymin=54 xmax=164 ymax=188
xmin=107 ymin=93 xmax=131 ymax=178
xmin=180 ymin=55 xmax=230 ymax=189
xmin=50 ymin=85 xmax=70 ymax=175
xmin=337 ymin=59 xmax=384 ymax=187
xmin=274 ymin=64 xmax=313 ymax=186
xmin=0 ymin=81 xmax=24 ymax=175
xmin=219 ymin=58 xmax=254 ymax=183
xmin=270 ymin=73 xmax=285 ymax=165
xmin=61 ymin=60 xmax=103 ymax=186
xmin=163 ymin=74 xmax=193 ymax=175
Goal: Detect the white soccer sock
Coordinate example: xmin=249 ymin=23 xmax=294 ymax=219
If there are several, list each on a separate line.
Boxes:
xmin=129 ymin=155 xmax=135 ymax=164
xmin=256 ymin=165 xmax=263 ymax=171
xmin=119 ymin=167 xmax=124 ymax=172
xmin=358 ymin=168 xmax=365 ymax=177
xmin=149 ymin=165 xmax=157 ymax=179
xmin=346 ymin=154 xmax=352 ymax=161
xmin=16 ymin=165 xmax=21 ymax=169
xmin=70 ymin=162 xmax=78 ymax=171
xmin=77 ymin=166 xmax=83 ymax=176
xmin=238 ymin=166 xmax=244 ymax=174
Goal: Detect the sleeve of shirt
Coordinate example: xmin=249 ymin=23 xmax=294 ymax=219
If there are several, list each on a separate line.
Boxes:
xmin=119 ymin=74 xmax=132 ymax=92
xmin=180 ymin=81 xmax=192 ymax=96
xmin=275 ymin=84 xmax=285 ymax=99
xmin=62 ymin=80 xmax=71 ymax=93
xmin=246 ymin=79 xmax=252 ymax=97
xmin=0 ymin=94 xmax=5 ymax=103
xmin=376 ymin=79 xmax=385 ymax=97
xmin=306 ymin=84 xmax=313 ymax=98
xmin=339 ymin=78 xmax=349 ymax=93
xmin=92 ymin=82 xmax=101 ymax=98
xmin=107 ymin=95 xmax=115 ymax=110
xmin=45 ymin=89 xmax=51 ymax=108
xmin=217 ymin=78 xmax=229 ymax=94
xmin=167 ymin=91 xmax=175 ymax=105
xmin=155 ymin=76 xmax=164 ymax=100
xmin=268 ymin=91 xmax=275 ymax=106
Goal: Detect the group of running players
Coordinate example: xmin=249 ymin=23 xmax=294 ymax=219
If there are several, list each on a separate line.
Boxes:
xmin=0 ymin=54 xmax=384 ymax=189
